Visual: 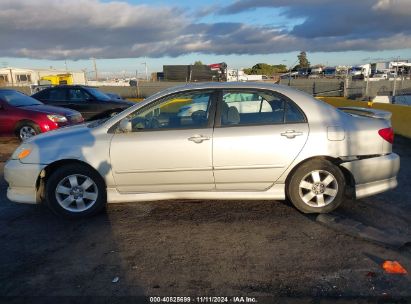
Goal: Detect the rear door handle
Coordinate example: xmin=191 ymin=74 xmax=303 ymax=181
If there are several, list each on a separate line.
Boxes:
xmin=188 ymin=135 xmax=210 ymax=143
xmin=281 ymin=130 xmax=303 ymax=139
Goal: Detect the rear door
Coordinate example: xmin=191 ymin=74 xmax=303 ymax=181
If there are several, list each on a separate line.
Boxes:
xmin=212 ymin=89 xmax=309 ymax=191
xmin=37 ymin=88 xmax=69 ymax=108
xmin=0 ymin=100 xmax=13 ymax=135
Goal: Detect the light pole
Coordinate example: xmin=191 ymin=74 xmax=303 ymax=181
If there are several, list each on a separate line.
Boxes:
xmin=286 ymin=59 xmax=299 ymax=86
xmin=141 ymin=59 xmax=148 ymax=81
xmin=392 ymin=57 xmax=399 ymax=97
xmin=90 ymin=57 xmax=98 ymax=81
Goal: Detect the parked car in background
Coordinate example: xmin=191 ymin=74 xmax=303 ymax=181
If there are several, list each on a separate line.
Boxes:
xmin=0 ymin=89 xmax=83 ymax=140
xmin=298 ymin=68 xmax=311 ymax=78
xmin=393 ymin=95 xmax=411 ymax=106
xmin=323 ymin=67 xmax=337 ymax=78
xmin=280 ymin=71 xmax=298 ymax=79
xmin=31 ymin=85 xmax=134 ymax=121
xmin=106 ymin=93 xmax=124 ymax=100
xmin=4 ymin=83 xmax=399 ymax=218
xmin=372 ymin=72 xmax=388 ymax=80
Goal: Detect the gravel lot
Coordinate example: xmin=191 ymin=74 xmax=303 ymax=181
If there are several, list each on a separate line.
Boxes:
xmin=0 ymin=136 xmax=410 ymax=301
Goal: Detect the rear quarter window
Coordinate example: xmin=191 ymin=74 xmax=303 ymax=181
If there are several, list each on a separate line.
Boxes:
xmin=285 ymin=100 xmax=307 ymax=123
xmin=34 ymin=89 xmax=50 ymax=100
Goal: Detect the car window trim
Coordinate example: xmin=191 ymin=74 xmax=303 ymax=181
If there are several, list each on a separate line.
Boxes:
xmin=109 ymin=89 xmax=218 ymax=134
xmin=214 ymin=88 xmax=307 ymax=128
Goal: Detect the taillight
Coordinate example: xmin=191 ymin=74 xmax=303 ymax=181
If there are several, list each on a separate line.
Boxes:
xmin=378 ymin=127 xmax=394 ymax=144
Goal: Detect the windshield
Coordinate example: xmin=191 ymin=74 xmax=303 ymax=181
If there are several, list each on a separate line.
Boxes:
xmin=87 ymin=117 xmax=111 ymax=128
xmin=86 ymin=88 xmax=112 ymax=101
xmin=0 ymin=90 xmax=43 ymax=107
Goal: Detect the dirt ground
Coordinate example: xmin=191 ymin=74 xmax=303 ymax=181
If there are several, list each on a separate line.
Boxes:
xmin=0 ymin=136 xmax=410 ymax=302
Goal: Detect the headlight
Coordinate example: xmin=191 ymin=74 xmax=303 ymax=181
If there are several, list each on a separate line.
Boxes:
xmin=11 ymin=144 xmax=33 ymax=160
xmin=47 ymin=114 xmax=67 ymax=123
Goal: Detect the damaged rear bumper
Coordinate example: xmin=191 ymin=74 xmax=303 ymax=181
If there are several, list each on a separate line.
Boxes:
xmin=340 ymin=153 xmax=400 ymax=199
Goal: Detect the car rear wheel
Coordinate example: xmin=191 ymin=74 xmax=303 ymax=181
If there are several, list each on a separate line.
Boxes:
xmin=287 ymin=159 xmax=345 ymax=213
xmin=16 ymin=122 xmax=41 ymax=141
xmin=45 ymin=164 xmax=107 ymax=219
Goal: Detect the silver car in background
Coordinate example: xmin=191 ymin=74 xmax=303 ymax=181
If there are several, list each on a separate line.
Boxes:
xmin=4 ymin=83 xmax=400 ymax=218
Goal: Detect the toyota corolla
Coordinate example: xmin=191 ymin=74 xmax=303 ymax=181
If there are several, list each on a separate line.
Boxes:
xmin=4 ymin=83 xmax=400 ymax=218
xmin=0 ymin=89 xmax=84 ymax=140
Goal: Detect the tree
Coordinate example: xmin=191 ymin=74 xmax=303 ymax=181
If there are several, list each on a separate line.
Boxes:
xmin=244 ymin=63 xmax=287 ymax=76
xmin=297 ymin=51 xmax=310 ymax=68
xmin=193 ymin=61 xmax=203 ymax=66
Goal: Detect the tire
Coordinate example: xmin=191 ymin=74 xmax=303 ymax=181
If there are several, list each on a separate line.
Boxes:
xmin=16 ymin=121 xmax=41 ymax=141
xmin=109 ymin=110 xmax=121 ymax=117
xmin=45 ymin=163 xmax=107 ymax=219
xmin=287 ymin=159 xmax=345 ymax=214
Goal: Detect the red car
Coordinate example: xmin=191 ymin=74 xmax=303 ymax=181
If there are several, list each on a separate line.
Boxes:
xmin=0 ymin=89 xmax=84 ymax=140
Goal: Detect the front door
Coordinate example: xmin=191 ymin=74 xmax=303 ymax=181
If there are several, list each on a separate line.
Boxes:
xmin=110 ymin=90 xmax=217 ymax=193
xmin=212 ymin=89 xmax=309 ymax=191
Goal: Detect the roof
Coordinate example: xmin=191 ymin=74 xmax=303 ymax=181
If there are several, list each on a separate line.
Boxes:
xmin=160 ymin=81 xmax=294 ymax=93
xmin=152 ymin=81 xmax=301 ymax=98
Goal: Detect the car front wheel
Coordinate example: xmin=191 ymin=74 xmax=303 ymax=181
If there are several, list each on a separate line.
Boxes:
xmin=45 ymin=164 xmax=107 ymax=219
xmin=287 ymin=159 xmax=345 ymax=214
xmin=16 ymin=122 xmax=41 ymax=141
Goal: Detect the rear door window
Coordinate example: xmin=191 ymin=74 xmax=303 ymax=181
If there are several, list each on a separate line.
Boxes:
xmin=220 ymin=90 xmax=306 ymax=126
xmin=48 ymin=89 xmax=67 ymax=100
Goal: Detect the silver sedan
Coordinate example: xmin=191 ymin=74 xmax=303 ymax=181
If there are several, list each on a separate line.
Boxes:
xmin=4 ymin=83 xmax=400 ymax=218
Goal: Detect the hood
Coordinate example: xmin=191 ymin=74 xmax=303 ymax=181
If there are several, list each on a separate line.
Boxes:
xmin=26 ymin=122 xmax=91 ymax=143
xmin=21 ymin=104 xmax=80 ymax=116
xmin=109 ymin=99 xmax=135 ymax=107
xmin=21 ymin=123 xmax=100 ymax=164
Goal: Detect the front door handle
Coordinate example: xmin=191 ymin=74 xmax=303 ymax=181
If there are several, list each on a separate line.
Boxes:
xmin=188 ymin=135 xmax=210 ymax=143
xmin=281 ymin=130 xmax=303 ymax=139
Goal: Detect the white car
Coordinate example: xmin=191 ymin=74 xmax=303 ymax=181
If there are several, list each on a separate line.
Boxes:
xmin=4 ymin=83 xmax=400 ymax=218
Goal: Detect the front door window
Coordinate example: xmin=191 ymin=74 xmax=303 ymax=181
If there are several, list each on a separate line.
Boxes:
xmin=123 ymin=90 xmax=214 ymax=131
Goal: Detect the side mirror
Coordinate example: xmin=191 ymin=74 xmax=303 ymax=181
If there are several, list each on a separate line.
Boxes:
xmin=118 ymin=118 xmax=132 ymax=133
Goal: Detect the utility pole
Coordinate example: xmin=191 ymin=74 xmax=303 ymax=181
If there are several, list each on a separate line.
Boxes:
xmin=91 ymin=57 xmax=98 ymax=81
xmin=135 ymin=69 xmax=140 ymax=98
xmin=82 ymin=68 xmax=88 ymax=85
xmin=9 ymin=68 xmax=14 ymax=86
xmin=141 ymin=59 xmax=148 ymax=81
xmin=344 ymin=67 xmax=349 ymax=98
xmin=393 ymin=57 xmax=399 ymax=97
xmin=365 ymin=74 xmax=370 ymax=98
xmin=64 ymin=59 xmax=68 ymax=71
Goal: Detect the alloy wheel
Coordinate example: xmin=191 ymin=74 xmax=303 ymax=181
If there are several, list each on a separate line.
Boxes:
xmin=19 ymin=126 xmax=37 ymax=140
xmin=298 ymin=170 xmax=338 ymax=208
xmin=55 ymin=174 xmax=98 ymax=212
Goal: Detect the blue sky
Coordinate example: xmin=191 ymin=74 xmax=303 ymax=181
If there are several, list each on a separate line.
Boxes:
xmin=1 ymin=0 xmax=411 ymax=76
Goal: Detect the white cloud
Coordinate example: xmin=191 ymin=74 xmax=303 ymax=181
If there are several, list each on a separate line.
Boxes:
xmin=373 ymin=0 xmax=411 ymax=15
xmin=0 ymin=0 xmax=411 ymax=60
